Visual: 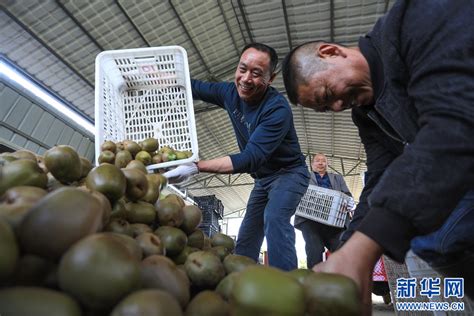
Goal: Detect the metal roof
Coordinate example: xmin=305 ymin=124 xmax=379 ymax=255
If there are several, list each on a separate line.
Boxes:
xmin=0 ymin=0 xmax=394 ymax=216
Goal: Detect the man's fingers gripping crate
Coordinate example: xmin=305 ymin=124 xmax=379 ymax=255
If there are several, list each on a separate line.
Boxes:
xmin=95 ymin=46 xmax=198 ymax=171
xmin=295 ymin=184 xmax=351 ymax=228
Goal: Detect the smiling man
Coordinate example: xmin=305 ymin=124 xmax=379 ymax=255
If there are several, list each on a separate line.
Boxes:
xmin=282 ymin=0 xmax=474 ymax=311
xmin=174 ymin=43 xmax=310 ymax=271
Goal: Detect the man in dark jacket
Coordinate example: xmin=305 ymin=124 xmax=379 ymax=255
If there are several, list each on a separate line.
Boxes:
xmin=295 ymin=153 xmax=353 ymax=268
xmin=167 ymin=43 xmax=309 ymax=271
xmin=282 ymin=0 xmax=474 ymax=310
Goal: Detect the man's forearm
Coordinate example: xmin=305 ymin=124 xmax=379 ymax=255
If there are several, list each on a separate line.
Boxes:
xmin=197 ymin=156 xmax=234 ymax=174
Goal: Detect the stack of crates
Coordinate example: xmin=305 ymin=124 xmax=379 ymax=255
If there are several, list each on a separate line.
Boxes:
xmin=194 ymin=195 xmax=223 ymax=237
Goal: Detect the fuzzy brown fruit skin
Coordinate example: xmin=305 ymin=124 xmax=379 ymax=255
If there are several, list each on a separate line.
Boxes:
xmin=79 ymin=157 xmax=93 ymax=178
xmin=129 ymin=223 xmax=153 ymax=237
xmin=222 ymin=254 xmax=256 ymax=274
xmin=303 ymin=272 xmax=361 ymax=316
xmin=85 ymin=164 xmax=126 ymax=203
xmin=154 ymin=226 xmax=188 ymax=257
xmin=156 ymin=200 xmax=184 ymax=227
xmin=19 ymin=187 xmax=104 ymax=261
xmin=0 ymin=159 xmax=48 ymax=195
xmin=11 ymin=150 xmax=37 ymax=161
xmin=58 ymin=233 xmax=141 ymax=311
xmin=98 ymin=150 xmax=115 ymax=164
xmin=104 ymin=219 xmax=133 ymax=236
xmin=184 ymin=251 xmax=226 ymax=289
xmin=125 ymin=201 xmax=157 ymax=225
xmin=122 ymin=168 xmax=148 ymax=201
xmin=135 ymin=151 xmax=152 ymax=165
xmin=111 ymin=289 xmax=183 ymax=316
xmin=101 ymin=140 xmax=117 ymax=153
xmin=135 ymin=232 xmax=165 ymax=257
xmin=1 ymin=186 xmax=47 ymax=205
xmin=0 ymin=287 xmax=82 ymax=316
xmin=115 ymin=150 xmax=133 ymax=169
xmin=187 ymin=229 xmax=205 ymax=249
xmin=123 ymin=140 xmax=142 ymax=158
xmin=211 ymin=233 xmax=235 ymax=252
xmin=0 ymin=186 xmax=47 ymax=233
xmin=0 ymin=218 xmax=19 ymax=281
xmin=185 ymin=290 xmax=229 ymax=316
xmin=232 ymin=265 xmax=306 ymax=316
xmin=141 ymin=138 xmax=159 ymax=153
xmin=140 ymin=255 xmax=190 ymax=309
xmin=126 ymin=160 xmax=148 ymax=174
xmin=180 ymin=205 xmax=203 ymax=234
xmin=44 ymin=145 xmax=82 ymax=184
xmin=215 ymin=272 xmax=240 ymax=301
xmin=142 ymin=174 xmax=160 ymax=204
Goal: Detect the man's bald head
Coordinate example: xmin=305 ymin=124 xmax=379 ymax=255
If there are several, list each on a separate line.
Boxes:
xmin=282 ymin=41 xmax=331 ymax=105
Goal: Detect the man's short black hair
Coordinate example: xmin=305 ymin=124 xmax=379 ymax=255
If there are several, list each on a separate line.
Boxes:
xmin=240 ymin=43 xmax=278 ymax=74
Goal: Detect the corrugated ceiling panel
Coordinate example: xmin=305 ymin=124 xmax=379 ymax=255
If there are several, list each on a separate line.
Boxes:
xmin=177 ymin=2 xmax=240 ymax=77
xmin=285 ymin=0 xmax=331 ymax=45
xmin=63 ymin=0 xmax=146 ymax=50
xmin=118 ymin=1 xmax=208 ymax=80
xmin=6 ymin=1 xmax=97 ymax=83
xmin=0 ymin=11 xmax=95 ymax=118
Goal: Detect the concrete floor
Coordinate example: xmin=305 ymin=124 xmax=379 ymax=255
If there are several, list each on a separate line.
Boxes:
xmin=373 ymin=294 xmax=396 ymax=316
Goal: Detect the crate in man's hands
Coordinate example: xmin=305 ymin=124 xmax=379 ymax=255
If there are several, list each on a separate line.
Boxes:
xmin=94 ymin=46 xmax=198 ymax=170
xmin=295 ymin=184 xmax=351 ymax=228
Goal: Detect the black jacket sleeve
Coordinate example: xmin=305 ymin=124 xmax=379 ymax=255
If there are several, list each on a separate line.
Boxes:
xmin=340 ymin=107 xmax=402 ymax=243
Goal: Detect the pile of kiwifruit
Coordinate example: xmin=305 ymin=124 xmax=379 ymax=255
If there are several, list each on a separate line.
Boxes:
xmin=0 ymin=145 xmax=361 ymax=316
xmin=99 ymin=138 xmax=192 ymax=167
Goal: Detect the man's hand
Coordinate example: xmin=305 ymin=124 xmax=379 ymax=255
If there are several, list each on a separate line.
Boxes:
xmin=163 ymin=163 xmax=199 ymax=184
xmin=347 ymin=197 xmax=356 ymax=211
xmin=313 ymin=232 xmax=384 ymax=316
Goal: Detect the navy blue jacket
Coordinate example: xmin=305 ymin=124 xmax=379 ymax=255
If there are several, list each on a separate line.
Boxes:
xmin=191 ymin=80 xmax=306 ymax=178
xmin=346 ymin=0 xmax=474 ymax=262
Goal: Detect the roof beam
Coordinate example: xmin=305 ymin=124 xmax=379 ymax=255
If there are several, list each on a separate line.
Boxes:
xmin=384 ymin=0 xmax=391 ymax=13
xmin=223 ymin=207 xmax=247 ymax=218
xmin=194 ymin=104 xmax=221 ymax=114
xmin=230 ymin=0 xmax=248 ymax=45
xmin=236 ymin=0 xmax=253 ymax=43
xmin=345 ymin=161 xmax=361 ymax=176
xmin=330 ymin=113 xmax=335 ymax=156
xmin=330 ymin=0 xmax=335 ymax=42
xmin=327 ymin=164 xmax=342 ymax=176
xmin=324 ymin=153 xmax=365 ymax=163
xmin=281 ymin=0 xmax=293 ymax=50
xmin=168 ymin=0 xmax=216 ymax=80
xmin=1 ymin=8 xmax=94 ymax=88
xmin=217 ymin=0 xmax=240 ymax=57
xmin=115 ymin=0 xmax=152 ymax=47
xmin=185 ymin=174 xmax=217 ymax=188
xmin=340 ymin=157 xmax=345 ymax=175
xmin=55 ymin=0 xmax=105 ymax=51
xmin=187 ymin=182 xmax=254 ymax=190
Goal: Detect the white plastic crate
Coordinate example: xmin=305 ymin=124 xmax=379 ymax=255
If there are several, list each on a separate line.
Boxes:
xmin=295 ymin=184 xmax=351 ymax=228
xmin=94 ymin=46 xmax=198 ymax=170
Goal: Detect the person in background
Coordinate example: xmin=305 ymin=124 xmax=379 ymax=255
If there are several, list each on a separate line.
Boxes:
xmin=281 ymin=0 xmax=474 ymax=311
xmin=294 ymin=153 xmax=353 ymax=268
xmin=165 ymin=43 xmax=309 ymax=271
